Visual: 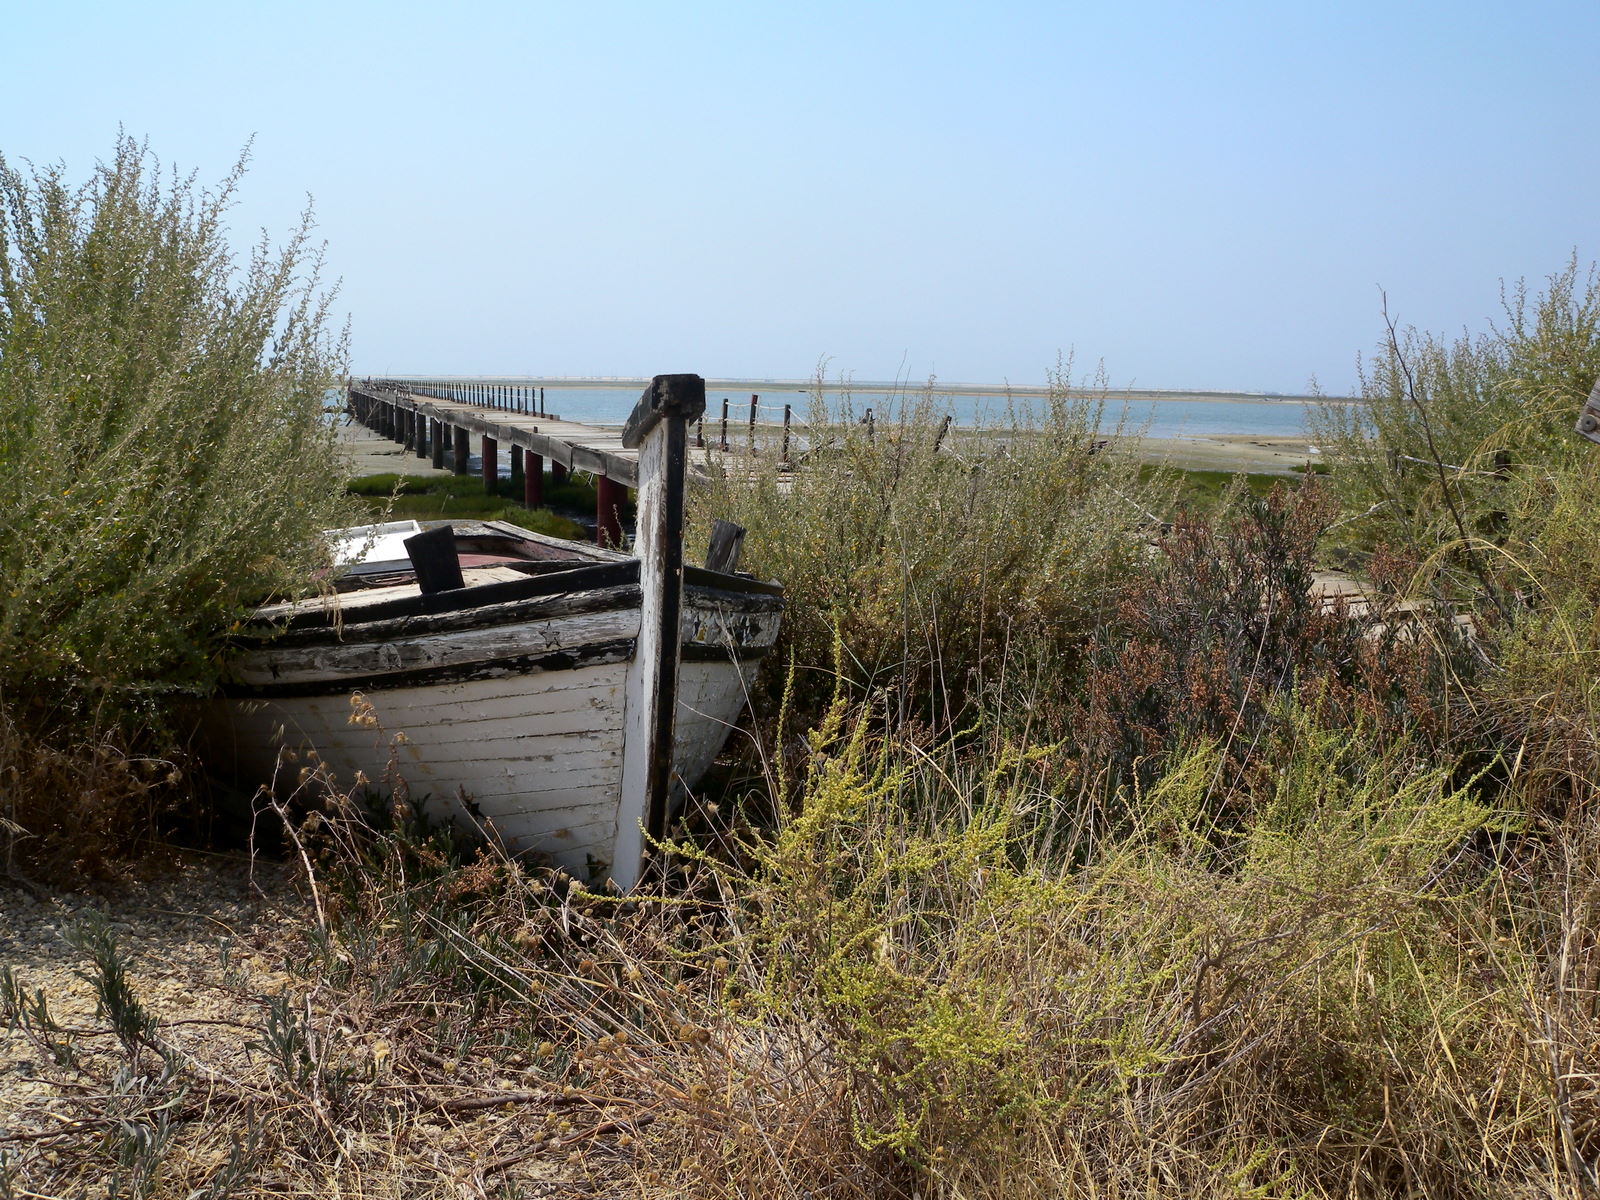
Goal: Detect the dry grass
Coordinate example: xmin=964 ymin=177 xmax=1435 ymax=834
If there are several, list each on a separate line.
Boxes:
xmin=9 ymin=709 xmax=1598 ymax=1198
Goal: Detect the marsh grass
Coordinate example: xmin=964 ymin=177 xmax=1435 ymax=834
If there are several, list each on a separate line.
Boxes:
xmin=693 ymin=367 xmax=1162 ymax=728
xmin=344 ymin=472 xmax=590 ymax=538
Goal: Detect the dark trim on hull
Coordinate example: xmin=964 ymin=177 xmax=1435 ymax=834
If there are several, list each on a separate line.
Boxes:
xmin=221 ymin=638 xmax=773 ymax=700
xmin=224 ymin=638 xmax=638 ymax=699
xmin=682 ymin=565 xmax=784 ymax=597
xmin=266 ymin=560 xmax=642 ymax=633
xmin=258 ymin=585 xmax=645 ymax=650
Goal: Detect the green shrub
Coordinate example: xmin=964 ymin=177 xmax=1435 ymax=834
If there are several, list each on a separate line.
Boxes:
xmin=0 ymin=137 xmax=353 ymax=725
xmin=1311 ymin=259 xmax=1600 ymax=584
xmin=1312 ymin=262 xmax=1600 ymax=819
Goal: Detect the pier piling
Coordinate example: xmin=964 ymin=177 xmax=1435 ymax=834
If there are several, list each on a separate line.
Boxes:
xmin=525 ymin=453 xmax=544 ymax=507
xmin=482 ymin=435 xmax=498 ymax=495
xmin=596 ymin=474 xmax=625 ymax=548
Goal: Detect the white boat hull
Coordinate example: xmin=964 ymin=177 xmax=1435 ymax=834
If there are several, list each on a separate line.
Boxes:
xmin=217 ymin=655 xmax=760 ymax=879
xmin=213 ymin=519 xmax=781 ymax=883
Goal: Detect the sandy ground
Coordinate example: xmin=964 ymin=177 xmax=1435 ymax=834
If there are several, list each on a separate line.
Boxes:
xmin=335 ymin=419 xmax=457 ymax=480
xmin=338 ymin=416 xmax=1322 ymax=484
xmin=1135 ymin=433 xmax=1325 ymax=475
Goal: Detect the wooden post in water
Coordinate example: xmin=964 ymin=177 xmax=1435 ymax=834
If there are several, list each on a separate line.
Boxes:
xmin=539 ymin=386 xmax=546 ymax=416
xmin=613 ymin=373 xmax=705 ymax=890
xmin=453 ymin=426 xmax=470 ymax=475
xmin=481 ymin=435 xmax=498 ymax=495
xmin=748 ymin=394 xmax=758 ymax=454
xmin=596 ymin=474 xmax=626 ymax=548
xmin=525 ymin=453 xmax=543 ymax=507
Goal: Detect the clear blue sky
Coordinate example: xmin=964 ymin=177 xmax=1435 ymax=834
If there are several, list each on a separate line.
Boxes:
xmin=6 ymin=0 xmax=1597 ymax=393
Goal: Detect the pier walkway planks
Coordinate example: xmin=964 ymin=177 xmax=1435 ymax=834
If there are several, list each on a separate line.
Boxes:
xmin=352 ymin=383 xmax=655 ymax=486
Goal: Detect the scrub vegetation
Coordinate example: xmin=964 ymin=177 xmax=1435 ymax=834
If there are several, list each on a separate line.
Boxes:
xmin=0 ymin=138 xmax=354 ymax=871
xmin=4 ymin=141 xmax=1600 ymax=1196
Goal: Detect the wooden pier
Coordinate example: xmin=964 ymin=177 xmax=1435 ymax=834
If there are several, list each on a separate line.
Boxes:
xmin=347 ymin=379 xmax=764 ymax=547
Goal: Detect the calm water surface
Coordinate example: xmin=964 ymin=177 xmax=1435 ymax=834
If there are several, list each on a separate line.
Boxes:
xmin=469 ymin=383 xmax=1328 ymax=440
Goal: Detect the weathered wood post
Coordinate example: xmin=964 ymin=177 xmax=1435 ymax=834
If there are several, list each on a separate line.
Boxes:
xmin=551 ymin=459 xmax=568 ymax=485
xmin=431 ymin=419 xmax=445 ymax=469
xmin=453 ymin=426 xmax=470 ymax=475
xmin=695 ymin=416 xmax=704 ymax=448
xmin=748 ymin=393 xmax=758 ymax=454
xmin=704 ymin=518 xmax=745 ymax=573
xmin=596 ymin=474 xmax=626 ymax=548
xmin=539 ymin=386 xmax=546 ymax=416
xmin=613 ymin=374 xmax=705 ymax=890
xmin=510 ymin=444 xmax=524 ymax=486
xmin=481 ymin=435 xmax=498 ymax=495
xmin=782 ymin=403 xmax=792 ymax=464
xmin=414 ymin=410 xmax=428 ymax=459
xmin=719 ymin=397 xmax=729 ymax=451
xmin=865 ymin=407 xmax=876 ymax=443
xmin=524 ymin=453 xmax=544 ymax=507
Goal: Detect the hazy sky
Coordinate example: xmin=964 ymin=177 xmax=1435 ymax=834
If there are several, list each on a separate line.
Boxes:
xmin=6 ymin=0 xmax=1597 ymax=393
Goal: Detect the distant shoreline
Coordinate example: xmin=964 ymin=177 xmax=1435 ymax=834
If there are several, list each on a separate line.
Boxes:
xmin=360 ymin=375 xmax=1357 ymax=406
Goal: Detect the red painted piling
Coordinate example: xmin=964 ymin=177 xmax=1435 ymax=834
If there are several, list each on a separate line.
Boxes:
xmin=431 ymin=419 xmax=445 ymax=469
xmin=596 ymin=474 xmax=625 ymax=548
xmin=453 ymin=426 xmax=470 ymax=474
xmin=510 ymin=444 xmax=523 ymax=483
xmin=525 ymin=453 xmax=543 ymax=507
xmin=482 ymin=435 xmax=498 ymax=494
xmin=551 ymin=460 xmax=568 ymax=485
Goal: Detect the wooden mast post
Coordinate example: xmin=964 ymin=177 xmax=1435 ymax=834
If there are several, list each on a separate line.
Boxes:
xmin=612 ymin=373 xmax=705 ymax=890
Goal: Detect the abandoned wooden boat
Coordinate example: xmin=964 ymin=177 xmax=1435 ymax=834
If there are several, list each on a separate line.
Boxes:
xmin=212 ymin=375 xmax=780 ymax=887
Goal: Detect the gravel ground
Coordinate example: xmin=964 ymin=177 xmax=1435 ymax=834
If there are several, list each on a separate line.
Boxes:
xmin=1 ymin=854 xmax=305 ymax=1125
xmin=1 ymin=855 xmax=615 ymax=1196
